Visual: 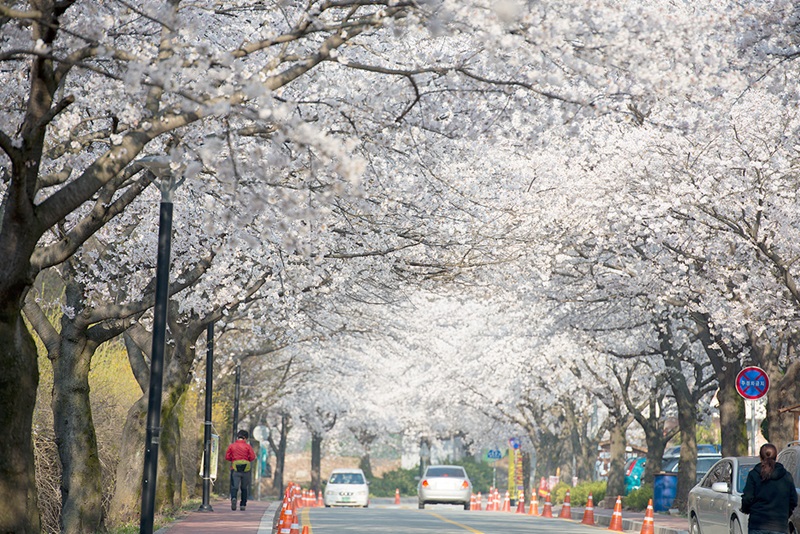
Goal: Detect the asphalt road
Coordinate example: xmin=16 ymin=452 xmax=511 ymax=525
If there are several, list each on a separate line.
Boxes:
xmin=299 ymin=500 xmax=603 ymax=534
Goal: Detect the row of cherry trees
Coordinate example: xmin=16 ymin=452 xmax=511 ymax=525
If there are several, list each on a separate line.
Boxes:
xmin=372 ymin=0 xmax=800 ymax=512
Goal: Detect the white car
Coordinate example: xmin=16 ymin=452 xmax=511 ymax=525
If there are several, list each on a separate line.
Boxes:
xmin=323 ymin=468 xmax=369 ymax=507
xmin=688 ymin=456 xmax=759 ymax=534
xmin=417 ymin=465 xmax=472 ymax=510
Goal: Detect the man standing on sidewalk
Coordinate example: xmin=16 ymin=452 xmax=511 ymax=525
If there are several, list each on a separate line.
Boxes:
xmin=225 ymin=430 xmax=256 ymax=511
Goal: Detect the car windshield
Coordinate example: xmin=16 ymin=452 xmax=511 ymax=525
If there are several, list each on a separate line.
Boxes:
xmin=329 ymin=472 xmax=365 ymax=484
xmin=426 ymin=467 xmax=466 ymax=478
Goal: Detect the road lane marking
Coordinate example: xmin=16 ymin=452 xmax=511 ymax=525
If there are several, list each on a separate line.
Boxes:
xmin=428 ymin=512 xmax=484 ymax=533
xmin=300 ymin=507 xmax=312 ymax=533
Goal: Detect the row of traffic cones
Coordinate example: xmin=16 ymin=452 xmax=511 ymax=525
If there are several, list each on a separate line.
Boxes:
xmin=464 ymin=488 xmax=656 ymax=534
xmin=276 ymin=482 xmax=323 ymax=534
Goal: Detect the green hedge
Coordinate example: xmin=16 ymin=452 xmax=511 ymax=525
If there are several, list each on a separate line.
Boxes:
xmin=368 ymin=466 xmax=419 ymax=497
xmin=622 ymin=484 xmax=653 ymax=511
xmin=551 ymin=480 xmax=606 ymax=506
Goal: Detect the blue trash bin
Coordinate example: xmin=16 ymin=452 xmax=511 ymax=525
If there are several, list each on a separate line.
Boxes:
xmin=653 ymin=472 xmax=678 ymax=512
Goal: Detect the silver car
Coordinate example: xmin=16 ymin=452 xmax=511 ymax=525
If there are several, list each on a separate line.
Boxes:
xmin=688 ymin=456 xmax=759 ymax=534
xmin=417 ymin=465 xmax=472 ymax=510
xmin=776 ymin=441 xmax=800 ymax=534
xmin=323 ymin=468 xmax=370 ymax=507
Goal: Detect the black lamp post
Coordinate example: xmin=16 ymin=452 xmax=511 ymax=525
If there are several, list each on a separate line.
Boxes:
xmin=199 ymin=322 xmax=214 ymax=512
xmin=231 ymin=362 xmax=241 ymax=442
xmin=137 ymin=156 xmax=178 ymax=534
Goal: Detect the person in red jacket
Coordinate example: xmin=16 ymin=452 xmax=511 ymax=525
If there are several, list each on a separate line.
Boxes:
xmin=225 ymin=429 xmax=256 ymax=510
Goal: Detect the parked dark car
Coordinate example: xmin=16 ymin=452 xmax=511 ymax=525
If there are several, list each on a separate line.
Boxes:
xmin=663 ymin=456 xmax=723 ymax=484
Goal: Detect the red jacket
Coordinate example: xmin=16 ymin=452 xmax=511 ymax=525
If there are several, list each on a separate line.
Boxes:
xmin=225 ymin=439 xmax=255 ymax=471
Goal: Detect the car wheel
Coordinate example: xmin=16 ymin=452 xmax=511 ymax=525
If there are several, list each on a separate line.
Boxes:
xmin=690 ymin=514 xmax=701 ymax=534
xmin=419 ymin=501 xmax=425 ymax=509
xmin=731 ymin=518 xmax=742 ymax=534
xmin=463 ymin=501 xmax=470 ymax=510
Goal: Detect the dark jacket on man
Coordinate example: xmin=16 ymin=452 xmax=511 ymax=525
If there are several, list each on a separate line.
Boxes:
xmin=741 ymin=463 xmax=798 ymax=533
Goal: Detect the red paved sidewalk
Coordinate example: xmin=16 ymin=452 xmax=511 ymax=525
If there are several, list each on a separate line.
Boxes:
xmin=155 ymin=499 xmax=275 ymax=534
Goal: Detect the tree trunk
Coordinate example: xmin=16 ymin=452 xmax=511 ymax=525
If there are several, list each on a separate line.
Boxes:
xmin=717 ymin=380 xmax=747 ymax=456
xmin=642 ymin=425 xmax=668 ymax=486
xmin=606 ymin=422 xmax=627 ymax=499
xmin=565 ymin=399 xmax=601 ymax=482
xmin=359 ymin=453 xmax=373 ymax=479
xmin=109 ymin=316 xmax=204 ymax=523
xmin=108 ymin=385 xmax=189 ymax=523
xmin=748 ymin=330 xmax=800 ymax=449
xmin=764 ymin=359 xmax=800 ymax=448
xmin=107 ymin=397 xmax=148 ymax=524
xmin=157 ymin=384 xmax=187 ymax=510
xmin=692 ymin=312 xmax=748 ymax=457
xmin=534 ymin=430 xmax=561 ymax=480
xmin=0 ymin=315 xmax=41 ymax=533
xmin=672 ymin=398 xmax=697 ymax=512
xmin=271 ymin=414 xmax=290 ymax=498
xmin=311 ymin=433 xmax=322 ymax=494
xmin=51 ymin=337 xmax=104 ymax=534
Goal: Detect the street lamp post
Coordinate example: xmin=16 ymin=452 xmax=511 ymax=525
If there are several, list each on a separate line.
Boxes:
xmin=137 ymin=156 xmax=179 ymax=534
xmin=231 ymin=362 xmax=241 ymax=442
xmin=198 ymin=322 xmax=214 ymax=512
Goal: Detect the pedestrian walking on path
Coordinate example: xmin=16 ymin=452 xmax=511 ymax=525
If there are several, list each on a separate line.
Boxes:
xmin=226 ymin=430 xmax=256 ymax=511
xmin=741 ymin=443 xmax=798 ymax=534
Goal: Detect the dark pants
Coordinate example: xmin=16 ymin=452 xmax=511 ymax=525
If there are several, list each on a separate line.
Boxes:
xmin=230 ymin=470 xmax=251 ymax=505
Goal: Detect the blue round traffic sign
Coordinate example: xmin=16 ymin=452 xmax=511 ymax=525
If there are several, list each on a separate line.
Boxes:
xmin=735 ymin=366 xmax=769 ymax=400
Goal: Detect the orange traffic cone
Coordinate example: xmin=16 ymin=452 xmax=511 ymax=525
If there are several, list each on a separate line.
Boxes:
xmin=394 ymin=488 xmax=401 ymax=505
xmin=493 ymin=489 xmax=501 ymax=511
xmin=581 ymin=493 xmax=595 ymax=525
xmin=516 ymin=491 xmax=526 ymax=513
xmin=302 ymin=527 xmax=310 ymax=534
xmin=541 ymin=492 xmax=553 ymax=518
xmin=288 ymin=490 xmax=301 ymax=534
xmin=558 ymin=490 xmax=571 ymax=519
xmin=469 ymin=493 xmax=476 ymax=510
xmin=608 ymin=495 xmax=623 ymax=532
xmin=502 ymin=491 xmax=511 ymax=512
xmin=528 ymin=496 xmax=539 ymax=516
xmin=278 ymin=501 xmax=293 ymax=534
xmin=477 ymin=492 xmax=482 ymax=511
xmin=640 ymin=499 xmax=655 ymax=534
xmin=317 ymin=490 xmax=324 ymax=507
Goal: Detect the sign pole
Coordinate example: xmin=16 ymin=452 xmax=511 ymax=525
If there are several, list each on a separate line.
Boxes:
xmin=750 ymin=400 xmax=756 ymax=456
xmin=735 ymin=366 xmax=769 ymax=456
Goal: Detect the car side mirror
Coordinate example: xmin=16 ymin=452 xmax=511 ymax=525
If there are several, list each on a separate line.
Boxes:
xmin=711 ymin=482 xmax=729 ymax=493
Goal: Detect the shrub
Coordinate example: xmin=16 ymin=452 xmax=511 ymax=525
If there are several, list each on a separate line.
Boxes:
xmin=568 ymin=480 xmax=607 ymax=507
xmin=552 ymin=481 xmax=571 ymax=503
xmin=368 ymin=466 xmax=419 ymax=497
xmin=623 ymin=484 xmax=653 ymax=511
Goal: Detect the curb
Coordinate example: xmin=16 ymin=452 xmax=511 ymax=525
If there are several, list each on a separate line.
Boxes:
xmin=568 ymin=509 xmax=689 ymax=534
